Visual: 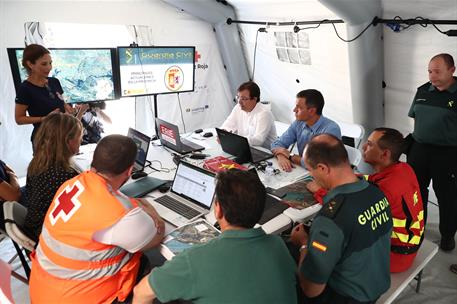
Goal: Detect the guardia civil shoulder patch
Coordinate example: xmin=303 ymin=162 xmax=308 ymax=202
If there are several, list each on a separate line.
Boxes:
xmin=312 ymin=241 xmax=327 ymax=252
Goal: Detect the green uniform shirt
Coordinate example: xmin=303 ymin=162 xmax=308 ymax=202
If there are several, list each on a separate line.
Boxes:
xmin=408 ymin=78 xmax=457 ymax=146
xmin=300 ymin=179 xmax=392 ymax=302
xmin=149 ymin=228 xmax=297 ymax=304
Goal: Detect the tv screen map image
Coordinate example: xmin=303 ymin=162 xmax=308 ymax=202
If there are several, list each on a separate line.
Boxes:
xmin=13 ymin=48 xmax=116 ymax=104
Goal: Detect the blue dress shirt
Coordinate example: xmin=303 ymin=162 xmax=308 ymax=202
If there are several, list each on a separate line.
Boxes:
xmin=271 ymin=116 xmax=341 ymax=166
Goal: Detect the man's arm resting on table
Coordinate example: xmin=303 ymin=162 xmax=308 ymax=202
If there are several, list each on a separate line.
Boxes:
xmin=92 ymin=205 xmax=164 ymax=253
xmin=137 ymin=198 xmax=165 ymax=250
xmin=298 ymin=247 xmax=326 ymax=298
xmin=291 ymin=223 xmax=327 ymax=298
xmin=133 ymin=276 xmax=156 ymax=304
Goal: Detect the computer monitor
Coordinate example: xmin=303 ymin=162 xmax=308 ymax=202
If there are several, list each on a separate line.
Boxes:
xmin=7 ymin=47 xmax=119 ymax=104
xmin=117 ymin=46 xmax=195 ymax=97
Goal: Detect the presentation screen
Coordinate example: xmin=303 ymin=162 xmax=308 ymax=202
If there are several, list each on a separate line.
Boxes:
xmin=7 ymin=48 xmax=119 ymax=104
xmin=117 ymin=46 xmax=195 ymax=97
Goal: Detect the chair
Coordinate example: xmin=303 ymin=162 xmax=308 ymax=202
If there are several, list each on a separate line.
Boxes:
xmin=338 ymin=121 xmax=365 ymax=148
xmin=345 ymin=145 xmax=362 ymax=170
xmin=378 ymin=238 xmax=439 ymax=304
xmin=3 ymin=201 xmax=36 ymax=279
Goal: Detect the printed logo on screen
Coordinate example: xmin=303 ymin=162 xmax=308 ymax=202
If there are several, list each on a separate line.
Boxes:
xmin=160 ymin=124 xmax=177 ymax=145
xmin=164 ymin=66 xmax=184 ymax=91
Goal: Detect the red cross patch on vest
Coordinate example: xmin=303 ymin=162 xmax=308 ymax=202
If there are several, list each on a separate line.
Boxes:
xmin=49 ymin=180 xmax=84 ymax=225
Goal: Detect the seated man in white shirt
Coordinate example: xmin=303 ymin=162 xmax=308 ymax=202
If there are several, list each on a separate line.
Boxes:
xmin=220 ymin=81 xmax=277 ymax=149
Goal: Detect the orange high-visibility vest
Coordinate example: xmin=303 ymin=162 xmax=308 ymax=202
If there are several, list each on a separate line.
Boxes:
xmin=30 ymin=171 xmax=142 ymax=304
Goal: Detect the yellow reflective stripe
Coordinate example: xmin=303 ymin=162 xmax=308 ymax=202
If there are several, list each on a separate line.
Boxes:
xmin=391 ymin=232 xmax=421 ymax=245
xmin=410 ymin=220 xmax=421 ymax=229
xmin=417 ymin=210 xmax=424 ymax=221
xmin=392 ymin=217 xmax=406 ymax=227
xmin=409 ymin=236 xmax=421 ymax=245
xmin=363 ymin=175 xmax=369 ymax=181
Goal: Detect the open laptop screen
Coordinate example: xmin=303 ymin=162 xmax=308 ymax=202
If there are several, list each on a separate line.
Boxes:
xmin=171 ymin=162 xmax=216 ymax=209
xmin=127 ymin=128 xmax=151 ymax=172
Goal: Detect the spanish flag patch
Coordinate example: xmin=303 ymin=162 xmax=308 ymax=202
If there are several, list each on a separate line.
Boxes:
xmin=312 ymin=241 xmax=327 ymax=252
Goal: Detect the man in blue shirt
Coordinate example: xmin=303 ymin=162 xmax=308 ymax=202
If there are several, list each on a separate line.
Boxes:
xmin=271 ymin=89 xmax=341 ymax=172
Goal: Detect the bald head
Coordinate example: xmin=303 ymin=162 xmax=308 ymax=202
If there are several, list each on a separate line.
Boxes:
xmin=304 ymin=134 xmax=349 ymax=169
xmin=431 ymin=53 xmax=455 ymax=69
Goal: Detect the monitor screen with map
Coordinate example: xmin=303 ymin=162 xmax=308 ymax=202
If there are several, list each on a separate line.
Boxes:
xmin=7 ymin=48 xmax=120 ymax=104
xmin=117 ymin=46 xmax=195 ymax=97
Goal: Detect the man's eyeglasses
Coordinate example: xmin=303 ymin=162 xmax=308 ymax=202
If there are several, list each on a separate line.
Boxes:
xmin=235 ymin=95 xmax=251 ymax=102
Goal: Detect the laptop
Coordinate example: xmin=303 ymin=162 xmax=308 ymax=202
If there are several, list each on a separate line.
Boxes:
xmin=127 ymin=128 xmax=150 ymax=173
xmin=216 ymin=128 xmax=273 ymax=164
xmin=150 ymin=161 xmax=216 ymax=227
xmin=247 ymin=168 xmax=288 ymax=225
xmin=155 ymin=118 xmax=205 ymax=154
xmin=119 ymin=128 xmax=167 ymax=198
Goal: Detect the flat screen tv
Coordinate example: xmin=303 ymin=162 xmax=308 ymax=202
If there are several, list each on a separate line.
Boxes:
xmin=7 ymin=48 xmax=120 ymax=104
xmin=117 ymin=46 xmax=195 ymax=97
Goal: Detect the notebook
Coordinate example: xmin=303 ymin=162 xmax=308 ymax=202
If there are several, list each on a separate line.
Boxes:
xmin=120 ymin=176 xmax=167 ymax=198
xmin=216 ymin=128 xmax=273 ymax=164
xmin=127 ymin=128 xmax=150 ymax=173
xmin=150 ymin=161 xmax=216 ymax=227
xmin=155 ymin=118 xmax=205 ymax=154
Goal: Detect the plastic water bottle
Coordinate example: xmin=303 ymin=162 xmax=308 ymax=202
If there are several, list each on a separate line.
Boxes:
xmin=264 ymin=161 xmax=275 ymax=185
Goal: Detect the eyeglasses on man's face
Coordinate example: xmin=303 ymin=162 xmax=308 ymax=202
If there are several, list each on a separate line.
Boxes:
xmin=235 ymin=95 xmax=252 ymax=102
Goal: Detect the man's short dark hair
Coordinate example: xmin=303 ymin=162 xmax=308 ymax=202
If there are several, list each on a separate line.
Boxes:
xmin=238 ymin=81 xmax=261 ymax=103
xmin=431 ymin=53 xmax=455 ymax=69
xmin=374 ymin=127 xmax=404 ymax=162
xmin=215 ymin=169 xmax=266 ymax=228
xmin=305 ymin=134 xmax=348 ymax=169
xmin=91 ymin=135 xmax=138 ymax=175
xmin=296 ymin=89 xmax=325 ymax=115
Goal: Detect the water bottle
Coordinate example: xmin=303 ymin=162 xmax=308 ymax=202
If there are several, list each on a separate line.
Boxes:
xmin=264 ymin=161 xmax=275 ymax=185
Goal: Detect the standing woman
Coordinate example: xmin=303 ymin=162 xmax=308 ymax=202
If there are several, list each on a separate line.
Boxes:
xmin=14 ymin=44 xmax=84 ymax=144
xmin=22 ymin=113 xmax=83 ymax=242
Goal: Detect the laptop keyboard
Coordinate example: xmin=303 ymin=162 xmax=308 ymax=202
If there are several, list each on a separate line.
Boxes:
xmin=250 ymin=147 xmax=272 ymax=162
xmin=181 ymin=138 xmax=201 ymax=150
xmin=155 ymin=195 xmax=201 ymax=219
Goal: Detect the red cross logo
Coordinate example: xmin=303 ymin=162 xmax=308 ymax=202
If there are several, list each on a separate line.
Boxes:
xmin=49 ymin=181 xmax=84 ymax=225
xmin=195 ymin=50 xmax=201 ymax=62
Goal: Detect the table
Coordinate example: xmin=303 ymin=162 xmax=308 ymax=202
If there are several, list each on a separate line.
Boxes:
xmin=72 ymin=128 xmax=320 ymax=234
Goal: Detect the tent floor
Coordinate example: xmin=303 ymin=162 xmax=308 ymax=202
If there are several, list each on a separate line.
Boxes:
xmin=1 ymin=202 xmax=456 ymax=303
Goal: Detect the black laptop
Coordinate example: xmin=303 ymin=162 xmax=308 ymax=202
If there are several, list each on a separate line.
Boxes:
xmin=155 ymin=118 xmax=205 ymax=154
xmin=120 ymin=128 xmax=166 ymax=197
xmin=127 ymin=128 xmax=150 ymax=173
xmin=216 ymin=128 xmax=273 ymax=164
xmin=247 ymin=168 xmax=288 ymax=225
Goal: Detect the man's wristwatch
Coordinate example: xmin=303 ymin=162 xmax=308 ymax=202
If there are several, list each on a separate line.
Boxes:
xmin=299 ymin=244 xmax=308 ymax=252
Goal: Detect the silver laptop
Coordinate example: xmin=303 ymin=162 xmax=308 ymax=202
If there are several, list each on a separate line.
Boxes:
xmin=155 ymin=118 xmax=204 ymax=154
xmin=150 ymin=161 xmax=216 ymax=227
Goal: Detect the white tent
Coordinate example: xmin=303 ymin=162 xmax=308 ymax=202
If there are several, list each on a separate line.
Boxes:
xmin=0 ymin=0 xmax=456 ymax=302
